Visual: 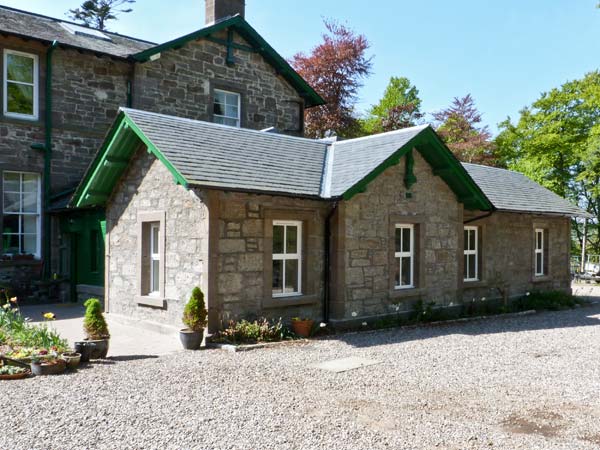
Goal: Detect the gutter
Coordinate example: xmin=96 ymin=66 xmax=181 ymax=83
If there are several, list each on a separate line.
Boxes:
xmin=464 ymin=210 xmax=494 ymax=224
xmin=43 ymin=40 xmax=58 ymax=279
xmin=323 ymin=201 xmax=338 ymax=323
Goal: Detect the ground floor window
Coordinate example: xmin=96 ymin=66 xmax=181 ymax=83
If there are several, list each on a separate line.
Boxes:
xmin=395 ymin=224 xmax=414 ymax=289
xmin=535 ymin=228 xmax=545 ymax=276
xmin=272 ymin=220 xmax=302 ymax=297
xmin=2 ymin=171 xmax=41 ymax=257
xmin=464 ymin=226 xmax=479 ymax=281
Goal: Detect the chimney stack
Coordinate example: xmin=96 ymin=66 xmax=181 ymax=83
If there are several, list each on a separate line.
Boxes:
xmin=205 ymin=0 xmax=245 ymax=25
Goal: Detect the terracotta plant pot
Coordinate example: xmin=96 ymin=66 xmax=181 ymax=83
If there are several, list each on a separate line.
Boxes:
xmin=291 ymin=320 xmax=314 ymax=338
xmin=180 ymin=328 xmax=203 ymax=350
xmin=30 ymin=359 xmax=66 ymax=376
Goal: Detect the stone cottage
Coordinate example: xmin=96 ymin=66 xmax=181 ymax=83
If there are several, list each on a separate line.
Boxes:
xmin=0 ymin=0 xmax=323 ymax=302
xmin=73 ymin=108 xmax=588 ymax=330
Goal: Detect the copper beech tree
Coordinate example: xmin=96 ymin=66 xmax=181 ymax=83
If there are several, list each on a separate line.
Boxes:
xmin=290 ymin=20 xmax=373 ymax=139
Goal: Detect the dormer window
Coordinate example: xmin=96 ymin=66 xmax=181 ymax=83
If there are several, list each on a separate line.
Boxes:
xmin=213 ymin=89 xmax=240 ymax=127
xmin=3 ymin=50 xmax=39 ymax=120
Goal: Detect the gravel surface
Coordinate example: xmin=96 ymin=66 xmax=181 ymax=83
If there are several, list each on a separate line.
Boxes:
xmin=3 ymin=305 xmax=600 ymax=450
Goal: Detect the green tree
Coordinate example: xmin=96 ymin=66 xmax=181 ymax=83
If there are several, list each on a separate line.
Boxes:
xmin=67 ymin=0 xmax=135 ymax=30
xmin=495 ymin=71 xmax=600 ymax=254
xmin=362 ymin=77 xmax=423 ymax=134
xmin=433 ymin=94 xmax=497 ymax=166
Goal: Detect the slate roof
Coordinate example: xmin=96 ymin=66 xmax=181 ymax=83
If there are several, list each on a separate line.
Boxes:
xmin=462 ymin=163 xmax=590 ymax=217
xmin=0 ymin=5 xmax=154 ymax=58
xmin=75 ymin=108 xmax=588 ymax=217
xmin=123 ymin=109 xmax=328 ymax=197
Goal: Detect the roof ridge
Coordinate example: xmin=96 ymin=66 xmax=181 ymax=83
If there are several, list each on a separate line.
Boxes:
xmin=333 ymin=124 xmax=430 ymax=146
xmin=119 ymin=107 xmax=329 ymax=146
xmin=0 ymin=4 xmax=157 ymax=45
xmin=461 ymin=162 xmax=536 ymax=178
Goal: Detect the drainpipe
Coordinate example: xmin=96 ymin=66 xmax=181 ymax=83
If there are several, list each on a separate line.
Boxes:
xmin=43 ymin=40 xmax=58 ymax=279
xmin=323 ymin=201 xmax=338 ymax=323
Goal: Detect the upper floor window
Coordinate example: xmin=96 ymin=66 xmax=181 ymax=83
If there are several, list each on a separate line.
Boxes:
xmin=3 ymin=50 xmax=39 ymax=120
xmin=213 ymin=89 xmax=240 ymax=127
xmin=2 ymin=172 xmax=41 ymax=258
xmin=464 ymin=226 xmax=479 ymax=281
xmin=534 ymin=228 xmax=545 ymax=276
xmin=272 ymin=221 xmax=302 ymax=297
xmin=395 ymin=224 xmax=414 ymax=289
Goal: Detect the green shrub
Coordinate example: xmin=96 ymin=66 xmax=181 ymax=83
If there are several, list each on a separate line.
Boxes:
xmin=214 ymin=318 xmax=293 ymax=344
xmin=83 ymin=298 xmax=109 ymax=340
xmin=182 ymin=287 xmax=207 ymax=332
xmin=516 ymin=291 xmax=578 ymax=311
xmin=0 ymin=306 xmax=67 ymax=351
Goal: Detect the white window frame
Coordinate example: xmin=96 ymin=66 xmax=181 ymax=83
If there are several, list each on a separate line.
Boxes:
xmin=395 ymin=224 xmax=414 ymax=289
xmin=3 ymin=49 xmax=39 ymax=120
xmin=149 ymin=223 xmax=160 ymax=296
xmin=464 ymin=226 xmax=479 ymax=282
xmin=535 ymin=228 xmax=545 ymax=276
xmin=2 ymin=171 xmax=41 ymax=258
xmin=213 ymin=89 xmax=241 ymax=127
xmin=272 ymin=220 xmax=302 ymax=298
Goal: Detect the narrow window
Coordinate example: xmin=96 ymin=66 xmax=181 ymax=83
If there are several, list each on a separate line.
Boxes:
xmin=213 ymin=89 xmax=240 ymax=127
xmin=535 ymin=228 xmax=545 ymax=276
xmin=2 ymin=172 xmax=41 ymax=257
xmin=464 ymin=226 xmax=479 ymax=281
xmin=272 ymin=220 xmax=302 ymax=297
xmin=3 ymin=50 xmax=38 ymax=119
xmin=149 ymin=223 xmax=160 ymax=295
xmin=395 ymin=224 xmax=414 ymax=289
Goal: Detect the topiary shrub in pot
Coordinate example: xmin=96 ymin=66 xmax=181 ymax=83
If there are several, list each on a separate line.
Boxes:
xmin=80 ymin=298 xmax=110 ymax=360
xmin=180 ymin=287 xmax=207 ymax=350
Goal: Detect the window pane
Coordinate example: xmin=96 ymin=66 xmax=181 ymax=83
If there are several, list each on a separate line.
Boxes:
xmin=537 ymin=232 xmax=543 ymax=250
xmin=273 ymin=225 xmax=284 ymax=254
xmin=395 ymin=258 xmax=401 ymax=286
xmin=23 ymin=215 xmax=37 ymax=234
xmin=225 ymin=104 xmax=238 ymax=118
xmin=23 ymin=193 xmax=38 ymax=213
xmin=222 ymin=117 xmax=239 ymax=127
xmin=468 ymin=254 xmax=476 ymax=279
xmin=23 ymin=174 xmax=38 ymax=193
xmin=286 ymin=225 xmax=298 ymax=254
xmin=272 ymin=259 xmax=283 ymax=294
xmin=213 ymin=115 xmax=225 ymax=125
xmin=151 ymin=226 xmax=159 ymax=255
xmin=402 ymin=227 xmax=411 ymax=252
xmin=225 ymin=93 xmax=239 ymax=105
xmin=3 ymin=173 xmax=20 ymax=192
xmin=284 ymin=259 xmax=299 ymax=293
xmin=536 ymin=253 xmax=543 ymax=274
xmin=7 ymin=53 xmax=34 ymax=83
xmin=23 ymin=234 xmax=36 ymax=255
xmin=213 ymin=102 xmax=224 ymax=116
xmin=395 ymin=228 xmax=402 ymax=252
xmin=215 ymin=91 xmax=226 ymax=104
xmin=401 ymin=257 xmax=412 ymax=286
xmin=3 ymin=215 xmax=18 ymax=234
xmin=469 ymin=230 xmax=476 ymax=251
xmin=2 ymin=234 xmax=18 ymax=254
xmin=3 ymin=192 xmax=20 ymax=213
xmin=464 ymin=254 xmax=468 ymax=278
xmin=7 ymin=83 xmax=34 ymax=115
xmin=151 ymin=260 xmax=160 ymax=292
xmin=464 ymin=229 xmax=469 ymax=251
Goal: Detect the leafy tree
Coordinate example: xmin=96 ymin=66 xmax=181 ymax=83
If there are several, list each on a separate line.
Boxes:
xmin=495 ymin=71 xmax=600 ymax=254
xmin=433 ymin=94 xmax=497 ymax=166
xmin=363 ymin=77 xmax=423 ymax=134
xmin=67 ymin=0 xmax=135 ymax=30
xmin=290 ymin=20 xmax=373 ymax=139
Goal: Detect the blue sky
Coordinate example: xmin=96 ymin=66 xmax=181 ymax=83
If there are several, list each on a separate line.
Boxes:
xmin=3 ymin=0 xmax=599 ymax=134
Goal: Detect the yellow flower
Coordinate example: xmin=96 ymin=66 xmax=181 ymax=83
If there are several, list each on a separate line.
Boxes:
xmin=43 ymin=312 xmax=56 ymax=320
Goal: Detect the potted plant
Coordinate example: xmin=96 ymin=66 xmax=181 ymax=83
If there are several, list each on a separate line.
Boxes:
xmin=81 ymin=298 xmax=110 ymax=359
xmin=30 ymin=353 xmax=66 ymax=376
xmin=291 ymin=317 xmax=314 ymax=338
xmin=60 ymin=352 xmax=82 ymax=370
xmin=180 ymin=287 xmax=207 ymax=350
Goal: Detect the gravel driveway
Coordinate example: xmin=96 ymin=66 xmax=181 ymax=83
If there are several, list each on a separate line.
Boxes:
xmin=3 ymin=305 xmax=600 ymax=450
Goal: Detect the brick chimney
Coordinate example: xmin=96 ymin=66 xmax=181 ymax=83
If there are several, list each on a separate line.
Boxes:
xmin=205 ymin=0 xmax=245 ymax=25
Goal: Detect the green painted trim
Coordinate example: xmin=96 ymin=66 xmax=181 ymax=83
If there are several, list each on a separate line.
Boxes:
xmin=131 ymin=15 xmax=325 ymax=107
xmin=342 ymin=127 xmax=493 ymax=211
xmin=205 ymin=36 xmax=256 ymax=53
xmin=404 ymin=149 xmax=417 ymax=190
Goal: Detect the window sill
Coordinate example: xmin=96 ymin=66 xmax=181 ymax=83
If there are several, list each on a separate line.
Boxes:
xmin=389 ymin=287 xmax=423 ymax=300
xmin=135 ymin=295 xmax=165 ymax=308
xmin=531 ymin=275 xmax=552 ymax=284
xmin=263 ymin=294 xmax=319 ymax=309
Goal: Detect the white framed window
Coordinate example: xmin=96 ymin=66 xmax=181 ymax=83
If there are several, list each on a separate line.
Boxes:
xmin=213 ymin=89 xmax=240 ymax=127
xmin=395 ymin=224 xmax=414 ymax=289
xmin=3 ymin=50 xmax=39 ymax=120
xmin=464 ymin=226 xmax=479 ymax=282
xmin=272 ymin=220 xmax=302 ymax=297
xmin=535 ymin=228 xmax=545 ymax=276
xmin=2 ymin=171 xmax=41 ymax=258
xmin=149 ymin=223 xmax=160 ymax=295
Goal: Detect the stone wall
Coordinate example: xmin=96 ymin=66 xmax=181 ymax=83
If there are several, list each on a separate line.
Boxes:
xmin=209 ymin=190 xmax=329 ymax=330
xmin=105 ymin=148 xmax=209 ymax=326
xmin=332 ymin=150 xmax=463 ymax=321
xmin=461 ymin=211 xmax=572 ymax=301
xmin=133 ymin=29 xmax=303 ymax=135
